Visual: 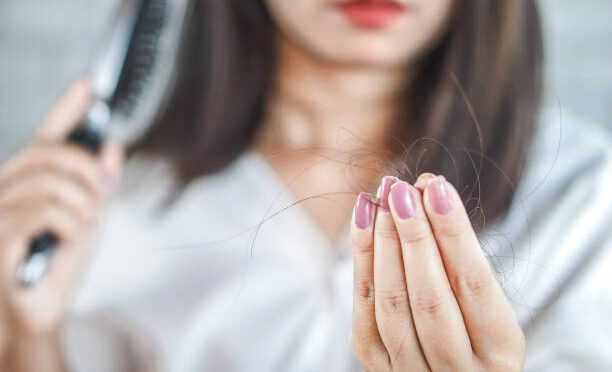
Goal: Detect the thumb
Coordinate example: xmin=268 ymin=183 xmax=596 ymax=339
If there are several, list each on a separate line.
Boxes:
xmin=36 ymin=77 xmax=92 ymax=142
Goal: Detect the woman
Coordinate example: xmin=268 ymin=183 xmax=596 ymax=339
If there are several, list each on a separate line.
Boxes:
xmin=1 ymin=0 xmax=611 ymax=371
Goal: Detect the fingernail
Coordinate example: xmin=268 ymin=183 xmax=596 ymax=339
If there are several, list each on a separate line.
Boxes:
xmin=414 ymin=173 xmax=436 ymax=191
xmin=390 ymin=181 xmax=416 ymax=220
xmin=354 ymin=192 xmax=374 ymax=230
xmin=376 ymin=176 xmax=398 ymax=212
xmin=427 ymin=176 xmax=454 ymax=215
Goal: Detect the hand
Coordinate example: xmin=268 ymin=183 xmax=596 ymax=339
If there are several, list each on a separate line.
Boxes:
xmin=0 ymin=79 xmax=124 ymax=371
xmin=350 ymin=174 xmax=525 ymax=371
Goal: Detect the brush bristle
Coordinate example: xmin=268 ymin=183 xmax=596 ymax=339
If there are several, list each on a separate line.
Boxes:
xmin=111 ymin=0 xmax=167 ymax=116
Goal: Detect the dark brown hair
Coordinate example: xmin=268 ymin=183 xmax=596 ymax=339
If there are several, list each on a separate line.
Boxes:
xmin=136 ymin=0 xmax=543 ymax=226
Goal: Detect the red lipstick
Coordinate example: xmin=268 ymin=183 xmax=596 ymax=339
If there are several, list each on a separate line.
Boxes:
xmin=338 ymin=0 xmax=406 ymax=29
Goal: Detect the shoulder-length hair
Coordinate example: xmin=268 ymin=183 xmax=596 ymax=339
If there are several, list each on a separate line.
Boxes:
xmin=136 ymin=0 xmax=543 ymax=227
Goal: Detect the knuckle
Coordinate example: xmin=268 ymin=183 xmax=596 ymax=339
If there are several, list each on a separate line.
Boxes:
xmin=377 ymin=287 xmax=411 ymax=316
xmin=485 ymin=351 xmax=525 ymax=372
xmin=398 ymin=220 xmax=432 ymax=245
xmin=432 ymin=349 xmax=457 ymax=369
xmin=401 ymin=230 xmax=430 ymax=246
xmin=352 ymin=237 xmax=373 ymax=254
xmin=43 ymin=173 xmax=92 ymax=203
xmin=355 ymin=279 xmax=375 ymax=307
xmin=452 ymin=268 xmax=493 ymax=300
xmin=412 ymin=286 xmax=448 ymax=318
xmin=435 ymin=217 xmax=470 ymax=240
xmin=10 ymin=146 xmax=52 ymax=174
xmin=43 ymin=187 xmax=66 ymax=209
xmin=374 ymin=220 xmax=399 ymax=242
xmin=483 ymin=328 xmax=526 ymax=371
xmin=40 ymin=206 xmax=78 ymax=239
xmin=39 ymin=143 xmax=90 ymax=167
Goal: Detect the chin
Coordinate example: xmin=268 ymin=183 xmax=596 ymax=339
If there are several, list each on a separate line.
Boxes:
xmin=267 ymin=0 xmax=453 ymax=69
xmin=278 ymin=13 xmax=447 ymax=70
xmin=285 ymin=24 xmax=423 ymax=69
xmin=310 ymin=36 xmax=422 ymax=69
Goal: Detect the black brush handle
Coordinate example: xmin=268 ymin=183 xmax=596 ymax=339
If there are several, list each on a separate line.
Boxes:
xmin=18 ymin=124 xmax=104 ymax=287
xmin=68 ymin=126 xmax=105 ymax=154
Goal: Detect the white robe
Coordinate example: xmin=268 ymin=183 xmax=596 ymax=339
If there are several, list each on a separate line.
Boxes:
xmin=62 ymin=107 xmax=612 ymax=371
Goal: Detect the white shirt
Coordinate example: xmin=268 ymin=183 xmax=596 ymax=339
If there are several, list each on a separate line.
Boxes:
xmin=62 ymin=108 xmax=612 ymax=371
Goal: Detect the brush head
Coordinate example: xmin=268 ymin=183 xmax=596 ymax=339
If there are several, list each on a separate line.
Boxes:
xmin=89 ymin=0 xmax=189 ymax=145
xmin=109 ymin=0 xmax=167 ymax=116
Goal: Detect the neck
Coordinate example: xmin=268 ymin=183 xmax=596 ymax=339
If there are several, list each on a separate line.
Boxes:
xmin=255 ymin=36 xmax=409 ymax=154
xmin=252 ymin=36 xmax=412 ymax=244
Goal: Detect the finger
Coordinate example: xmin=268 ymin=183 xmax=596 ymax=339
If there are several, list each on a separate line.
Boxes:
xmin=414 ymin=173 xmax=436 ymax=193
xmin=0 ymin=143 xmax=111 ymax=195
xmin=0 ymin=171 xmax=98 ymax=222
xmin=350 ymin=192 xmax=388 ymax=371
xmin=388 ymin=181 xmax=473 ymax=370
xmin=36 ymin=78 xmax=92 ymax=142
xmin=0 ymin=201 xmax=87 ymax=278
xmin=11 ymin=202 xmax=87 ymax=246
xmin=422 ymin=176 xmax=524 ymax=363
xmin=3 ymin=206 xmax=92 ymax=307
xmin=15 ymin=228 xmax=91 ymax=302
xmin=373 ymin=176 xmax=429 ymax=369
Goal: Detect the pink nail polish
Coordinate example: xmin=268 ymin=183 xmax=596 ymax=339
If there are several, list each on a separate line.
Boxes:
xmin=390 ymin=181 xmax=416 ymax=220
xmin=376 ymin=176 xmax=398 ymax=212
xmin=355 ymin=192 xmax=373 ymax=230
xmin=427 ymin=176 xmax=454 ymax=215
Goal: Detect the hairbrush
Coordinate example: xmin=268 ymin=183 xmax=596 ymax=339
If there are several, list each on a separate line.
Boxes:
xmin=17 ymin=0 xmax=190 ymax=287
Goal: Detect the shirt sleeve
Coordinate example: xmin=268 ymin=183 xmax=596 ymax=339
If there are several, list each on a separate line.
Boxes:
xmin=524 ymin=289 xmax=612 ymax=371
xmin=521 ymin=137 xmax=612 ymax=371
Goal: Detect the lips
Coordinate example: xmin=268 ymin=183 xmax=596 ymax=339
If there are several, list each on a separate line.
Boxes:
xmin=338 ymin=0 xmax=407 ymax=29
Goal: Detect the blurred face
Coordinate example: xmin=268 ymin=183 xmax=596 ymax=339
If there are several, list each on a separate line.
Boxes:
xmin=265 ymin=0 xmax=454 ymax=68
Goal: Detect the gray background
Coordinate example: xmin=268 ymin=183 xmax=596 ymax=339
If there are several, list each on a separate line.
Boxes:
xmin=1 ymin=0 xmax=611 ymax=161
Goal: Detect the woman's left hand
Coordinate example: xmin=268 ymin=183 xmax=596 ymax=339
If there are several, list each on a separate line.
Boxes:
xmin=350 ymin=174 xmax=525 ymax=371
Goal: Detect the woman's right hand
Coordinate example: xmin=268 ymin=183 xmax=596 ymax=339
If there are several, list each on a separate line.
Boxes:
xmin=0 ymin=79 xmax=124 ymax=371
